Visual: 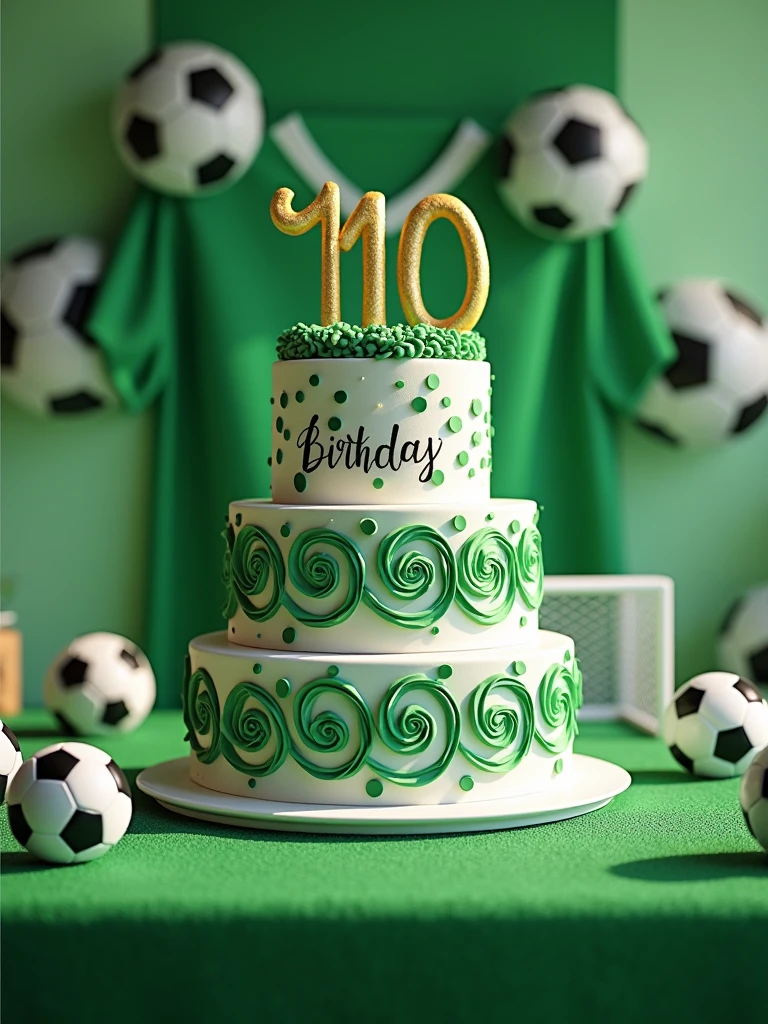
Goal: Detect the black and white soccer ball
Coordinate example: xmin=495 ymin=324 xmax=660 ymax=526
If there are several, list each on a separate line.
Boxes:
xmin=1 ymin=237 xmax=118 ymax=416
xmin=637 ymin=280 xmax=768 ymax=445
xmin=740 ymin=744 xmax=768 ymax=851
xmin=7 ymin=742 xmax=132 ymax=864
xmin=720 ymin=583 xmax=768 ymax=688
xmin=663 ymin=671 xmax=768 ymax=778
xmin=498 ymin=84 xmax=647 ymax=240
xmin=44 ymin=632 xmax=156 ymax=736
xmin=113 ymin=41 xmax=264 ymax=196
xmin=0 ymin=720 xmax=23 ymax=804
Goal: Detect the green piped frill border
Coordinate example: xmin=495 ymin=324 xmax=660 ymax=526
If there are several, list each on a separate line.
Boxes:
xmin=277 ymin=322 xmax=487 ymax=361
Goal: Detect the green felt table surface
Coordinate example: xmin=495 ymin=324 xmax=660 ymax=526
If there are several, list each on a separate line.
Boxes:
xmin=2 ymin=712 xmax=767 ymax=1024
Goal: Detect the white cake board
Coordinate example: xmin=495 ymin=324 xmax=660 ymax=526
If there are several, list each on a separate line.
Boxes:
xmin=136 ymin=755 xmax=630 ymax=836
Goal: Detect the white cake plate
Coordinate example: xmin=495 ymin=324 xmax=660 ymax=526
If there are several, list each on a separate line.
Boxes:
xmin=136 ymin=754 xmax=630 ymax=836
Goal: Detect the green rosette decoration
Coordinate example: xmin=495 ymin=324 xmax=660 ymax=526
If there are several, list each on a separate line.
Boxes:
xmin=182 ymin=658 xmax=221 ymax=765
xmin=460 ymin=673 xmax=535 ymax=772
xmin=516 ymin=526 xmax=544 ymax=610
xmin=455 ymin=528 xmax=517 ymax=625
xmin=369 ymin=674 xmax=461 ymax=787
xmin=292 ymin=677 xmax=375 ymax=780
xmin=220 ymin=681 xmax=290 ymax=776
xmin=221 ymin=524 xmax=238 ymax=620
xmin=534 ymin=662 xmax=581 ymax=754
xmin=283 ymin=528 xmax=365 ymax=627
xmin=232 ymin=524 xmax=285 ymax=622
xmin=362 ymin=525 xmax=457 ymax=629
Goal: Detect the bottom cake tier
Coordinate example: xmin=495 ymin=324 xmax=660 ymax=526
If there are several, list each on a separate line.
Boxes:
xmin=184 ymin=630 xmax=582 ymax=807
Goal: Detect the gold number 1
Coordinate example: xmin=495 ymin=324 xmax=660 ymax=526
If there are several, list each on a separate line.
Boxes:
xmin=339 ymin=191 xmax=386 ymax=327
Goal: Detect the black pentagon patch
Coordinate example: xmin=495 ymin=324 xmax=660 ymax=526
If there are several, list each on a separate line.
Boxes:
xmin=120 ymin=648 xmax=139 ymax=670
xmin=197 ymin=154 xmax=236 ymax=187
xmin=532 ymin=205 xmax=573 ymax=230
xmin=189 ymin=67 xmax=233 ymax=109
xmin=725 ymin=290 xmax=762 ymax=327
xmin=35 ymin=748 xmax=79 ymax=781
xmin=106 ymin=759 xmax=132 ymax=798
xmin=733 ymin=395 xmax=767 ymax=434
xmin=749 ymin=646 xmax=768 ymax=685
xmin=675 ymin=686 xmax=705 ymax=718
xmin=553 ymin=119 xmax=601 ymax=164
xmin=733 ymin=677 xmax=762 ymax=702
xmin=60 ymin=656 xmax=88 ymax=688
xmin=61 ymin=809 xmax=102 ymax=853
xmin=655 ymin=288 xmax=668 ymax=303
xmin=637 ymin=420 xmax=679 ymax=444
xmin=669 ymin=744 xmax=694 ymax=773
xmin=665 ymin=333 xmax=709 ymax=389
xmin=0 ymin=776 xmax=7 ymax=803
xmin=721 ymin=597 xmax=742 ymax=635
xmin=500 ymin=135 xmax=515 ymax=178
xmin=614 ymin=181 xmax=637 ymax=214
xmin=714 ymin=726 xmax=752 ymax=764
xmin=54 ymin=711 xmax=78 ymax=736
xmin=128 ymin=49 xmax=161 ymax=80
xmin=8 ymin=803 xmax=32 ymax=846
xmin=743 ymin=806 xmax=756 ymax=838
xmin=102 ymin=701 xmax=130 ymax=726
xmin=50 ymin=392 xmax=103 ymax=414
xmin=1 ymin=310 xmax=19 ymax=367
xmin=2 ymin=722 xmax=20 ymax=752
xmin=762 ymin=768 xmax=768 ymax=800
xmin=63 ymin=284 xmax=97 ymax=345
xmin=11 ymin=239 xmax=59 ymax=264
xmin=125 ymin=116 xmax=160 ymax=161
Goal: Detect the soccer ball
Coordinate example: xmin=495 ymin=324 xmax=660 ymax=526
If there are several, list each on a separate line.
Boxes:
xmin=7 ymin=742 xmax=132 ymax=864
xmin=720 ymin=584 xmax=768 ymax=688
xmin=636 ymin=280 xmax=768 ymax=445
xmin=113 ymin=41 xmax=264 ymax=196
xmin=663 ymin=671 xmax=768 ymax=778
xmin=0 ymin=720 xmax=23 ymax=804
xmin=740 ymin=745 xmax=768 ymax=851
xmin=498 ymin=84 xmax=647 ymax=240
xmin=44 ymin=632 xmax=156 ymax=736
xmin=1 ymin=237 xmax=118 ymax=416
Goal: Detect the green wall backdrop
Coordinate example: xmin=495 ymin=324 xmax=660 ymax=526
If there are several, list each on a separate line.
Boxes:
xmin=1 ymin=0 xmax=766 ymax=703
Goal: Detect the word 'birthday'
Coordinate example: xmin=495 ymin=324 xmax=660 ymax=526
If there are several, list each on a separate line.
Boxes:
xmin=297 ymin=415 xmax=443 ymax=482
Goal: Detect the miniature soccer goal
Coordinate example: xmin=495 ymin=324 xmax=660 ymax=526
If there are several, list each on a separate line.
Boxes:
xmin=540 ymin=575 xmax=674 ymax=735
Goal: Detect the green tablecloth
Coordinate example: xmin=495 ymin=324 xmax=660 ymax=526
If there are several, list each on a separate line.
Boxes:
xmin=2 ymin=713 xmax=766 ymax=1023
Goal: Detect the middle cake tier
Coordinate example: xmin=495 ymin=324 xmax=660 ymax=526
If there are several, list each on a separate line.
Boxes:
xmin=224 ymin=499 xmax=543 ymax=653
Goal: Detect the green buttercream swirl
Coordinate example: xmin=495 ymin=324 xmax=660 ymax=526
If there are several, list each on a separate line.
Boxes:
xmin=369 ymin=675 xmax=461 ymax=787
xmin=221 ymin=525 xmax=238 ymax=620
xmin=516 ymin=526 xmax=544 ymax=610
xmin=460 ymin=674 xmax=535 ymax=772
xmin=284 ymin=528 xmax=365 ymax=627
xmin=534 ymin=662 xmax=582 ymax=754
xmin=182 ymin=659 xmax=221 ymax=765
xmin=232 ymin=524 xmax=285 ymax=621
xmin=362 ymin=525 xmax=457 ymax=629
xmin=277 ymin=321 xmax=486 ymax=361
xmin=292 ymin=677 xmax=375 ymax=780
xmin=221 ymin=682 xmax=290 ymax=776
xmin=455 ymin=528 xmax=517 ymax=624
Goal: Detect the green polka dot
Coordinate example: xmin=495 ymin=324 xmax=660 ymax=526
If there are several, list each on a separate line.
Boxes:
xmin=328 ymin=416 xmax=342 ymax=431
xmin=472 ymin=431 xmax=482 ymax=446
xmin=309 ymin=374 xmax=320 ymax=387
xmin=471 ymin=398 xmax=482 ymax=415
xmin=334 ymin=390 xmax=347 ymax=404
xmin=395 ymin=380 xmax=405 ymax=389
xmin=448 ymin=415 xmax=463 ymax=433
xmin=437 ymin=664 xmax=453 ymax=679
xmin=411 ymin=396 xmax=427 ymax=413
xmin=280 ymin=523 xmax=291 ymax=537
xmin=280 ymin=391 xmax=288 ymax=409
xmin=486 ymin=513 xmax=494 ymax=521
xmin=276 ymin=677 xmax=291 ymax=698
xmin=252 ymin=663 xmax=262 ymax=675
xmin=282 ymin=627 xmax=296 ymax=644
xmin=257 ymin=634 xmax=261 ymax=639
xmin=283 ymin=429 xmax=291 ymax=441
xmin=360 ymin=518 xmax=378 ymax=536
xmin=235 ymin=513 xmax=242 ymax=526
xmin=509 ymin=519 xmax=520 ymax=534
xmin=267 ymin=457 xmax=272 ymax=466
xmin=276 ymin=416 xmax=283 ymax=433
xmin=432 ymin=469 xmax=444 ymax=486
xmin=426 ymin=373 xmax=440 ymax=390
xmin=512 ymin=661 xmax=527 ymax=675
xmin=459 ymin=775 xmax=474 ymax=792
xmin=564 ymin=650 xmax=572 ymax=662
xmin=468 ymin=468 xmax=475 ymax=478
xmin=248 ymin=778 xmax=257 ymax=789
xmin=520 ymin=616 xmax=528 ymax=627
xmin=366 ymin=779 xmax=383 ymax=798
xmin=294 ymin=473 xmax=307 ymax=493
xmin=480 ymin=458 xmax=486 ymax=469
xmin=431 ymin=626 xmax=440 ymax=635
xmin=457 ymin=451 xmax=469 ymax=467
xmin=373 ymin=477 xmax=384 ymax=489
xmin=533 ymin=507 xmax=541 ymax=524
xmin=484 ymin=411 xmax=490 ymax=423
xmin=270 ymin=397 xmax=275 ymax=405
xmin=554 ymin=758 xmax=564 ymax=775
xmin=276 ymin=449 xmax=283 ymax=464
xmin=441 ymin=396 xmax=451 ymax=408
xmin=327 ymin=665 xmax=339 ymax=677
xmin=453 ymin=515 xmax=467 ymax=532
xmin=295 ymin=390 xmax=305 ymax=403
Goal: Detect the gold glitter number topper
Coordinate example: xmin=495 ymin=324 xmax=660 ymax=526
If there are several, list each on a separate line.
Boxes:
xmin=270 ymin=183 xmax=489 ymax=331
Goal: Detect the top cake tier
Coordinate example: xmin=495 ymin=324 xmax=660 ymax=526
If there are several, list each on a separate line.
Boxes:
xmin=271 ymin=356 xmax=492 ymax=505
